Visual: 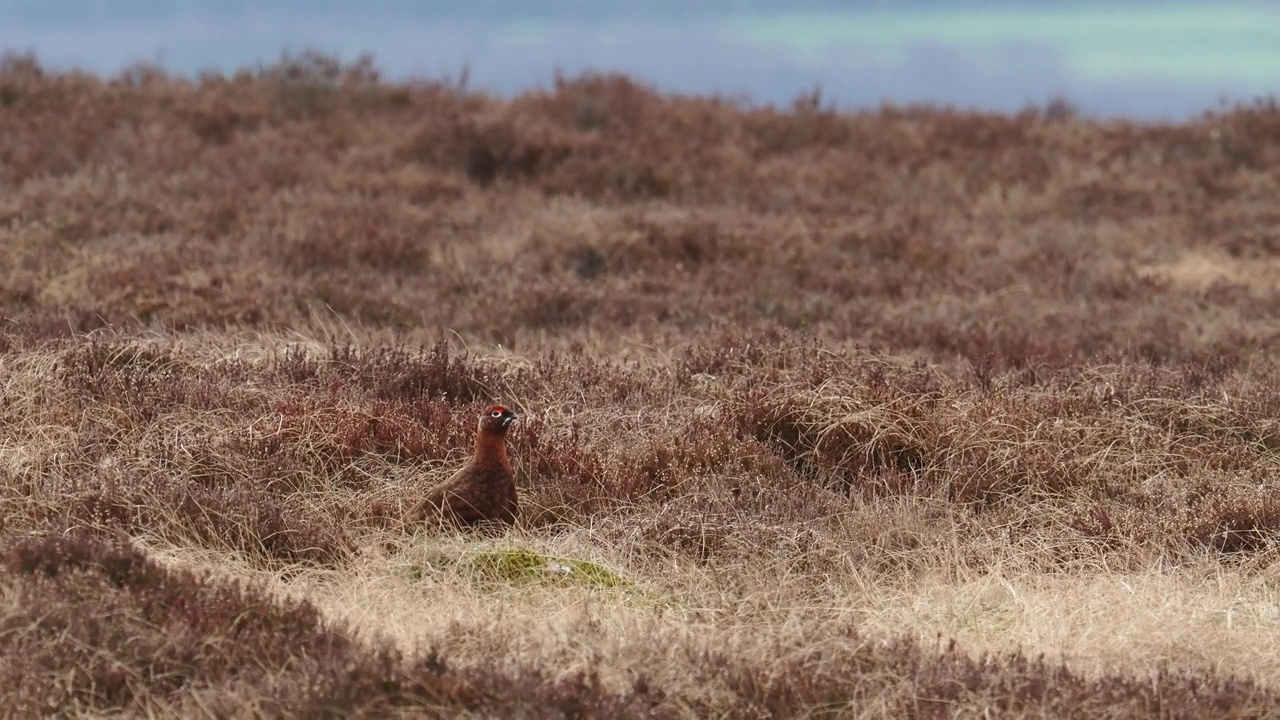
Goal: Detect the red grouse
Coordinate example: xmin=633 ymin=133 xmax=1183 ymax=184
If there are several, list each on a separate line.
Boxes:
xmin=404 ymin=405 xmax=520 ymax=528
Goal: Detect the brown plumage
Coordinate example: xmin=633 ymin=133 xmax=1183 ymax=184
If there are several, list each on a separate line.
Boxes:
xmin=404 ymin=405 xmax=520 ymax=528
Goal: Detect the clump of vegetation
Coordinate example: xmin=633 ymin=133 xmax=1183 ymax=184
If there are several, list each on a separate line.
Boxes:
xmin=461 ymin=547 xmax=634 ymax=589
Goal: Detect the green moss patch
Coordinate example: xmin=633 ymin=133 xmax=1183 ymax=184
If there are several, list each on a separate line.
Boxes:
xmin=462 ymin=547 xmax=633 ymax=589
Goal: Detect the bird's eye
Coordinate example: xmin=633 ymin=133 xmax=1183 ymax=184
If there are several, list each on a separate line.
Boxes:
xmin=490 ymin=409 xmax=504 ymax=418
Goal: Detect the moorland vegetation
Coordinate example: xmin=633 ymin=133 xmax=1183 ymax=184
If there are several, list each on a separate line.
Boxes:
xmin=1 ymin=52 xmax=1279 ymax=717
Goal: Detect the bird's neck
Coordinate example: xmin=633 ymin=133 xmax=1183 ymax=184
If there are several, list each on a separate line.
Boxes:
xmin=473 ymin=431 xmax=510 ymax=470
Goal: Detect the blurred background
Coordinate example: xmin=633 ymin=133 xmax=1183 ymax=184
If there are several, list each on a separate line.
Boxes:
xmin=2 ymin=0 xmax=1277 ymax=119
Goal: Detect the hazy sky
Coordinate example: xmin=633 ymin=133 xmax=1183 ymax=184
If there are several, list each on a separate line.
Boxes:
xmin=2 ymin=1 xmax=1277 ymax=118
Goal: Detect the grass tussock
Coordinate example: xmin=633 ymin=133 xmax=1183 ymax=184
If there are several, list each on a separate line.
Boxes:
xmin=1 ymin=53 xmax=1279 ymax=716
xmin=457 ymin=547 xmax=634 ymax=589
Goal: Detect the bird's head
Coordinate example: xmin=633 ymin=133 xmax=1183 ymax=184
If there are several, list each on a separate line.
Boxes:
xmin=478 ymin=405 xmax=519 ymax=435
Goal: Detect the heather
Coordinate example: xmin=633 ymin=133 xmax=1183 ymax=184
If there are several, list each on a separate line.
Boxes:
xmin=1 ymin=52 xmax=1278 ymax=717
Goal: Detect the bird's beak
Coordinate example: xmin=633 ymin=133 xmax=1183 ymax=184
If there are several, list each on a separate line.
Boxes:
xmin=503 ymin=414 xmax=519 ymax=428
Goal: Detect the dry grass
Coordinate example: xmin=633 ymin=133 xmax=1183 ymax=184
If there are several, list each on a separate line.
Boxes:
xmin=1 ymin=52 xmax=1279 ymax=717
